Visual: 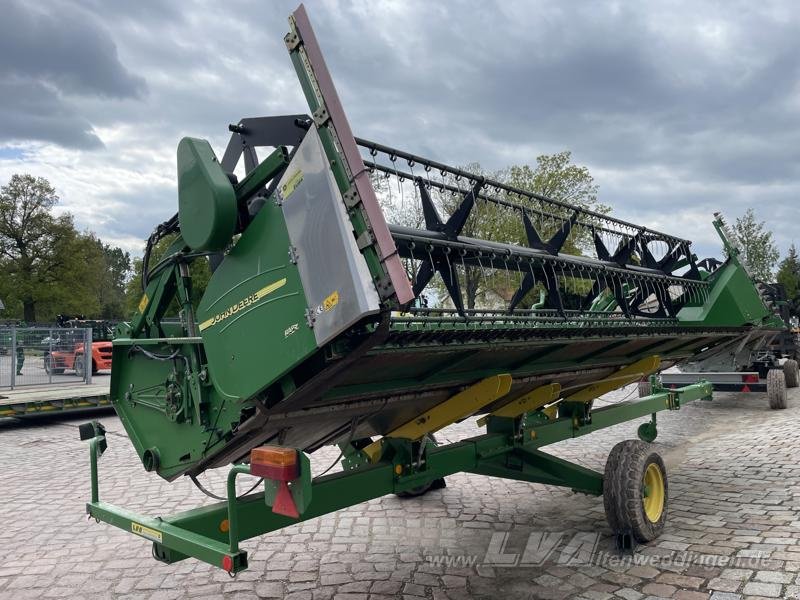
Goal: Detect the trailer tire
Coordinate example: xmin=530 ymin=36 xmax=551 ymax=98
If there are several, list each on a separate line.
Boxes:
xmin=637 ymin=381 xmax=652 ymax=398
xmin=783 ymin=359 xmax=799 ymax=388
xmin=767 ymin=369 xmax=787 ymax=409
xmin=396 ymin=477 xmax=447 ymax=498
xmin=603 ymin=440 xmax=667 ymax=543
xmin=396 ymin=435 xmax=446 ymax=498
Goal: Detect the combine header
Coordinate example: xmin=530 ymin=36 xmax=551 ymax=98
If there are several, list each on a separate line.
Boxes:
xmin=82 ymin=5 xmax=784 ymax=573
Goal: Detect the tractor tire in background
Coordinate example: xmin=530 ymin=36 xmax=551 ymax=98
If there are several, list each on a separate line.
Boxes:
xmin=603 ymin=440 xmax=668 ymax=543
xmin=74 ymin=356 xmax=86 ymax=379
xmin=767 ymin=368 xmax=787 ymax=410
xmin=783 ymin=359 xmax=799 ymax=388
xmin=43 ymin=354 xmax=64 ymax=375
xmin=637 ymin=380 xmax=652 ymax=398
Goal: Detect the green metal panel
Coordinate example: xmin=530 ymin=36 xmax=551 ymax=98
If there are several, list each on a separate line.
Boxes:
xmin=678 ymin=261 xmax=777 ymax=327
xmin=177 ymin=137 xmax=237 ymax=252
xmin=197 ymin=192 xmax=317 ymax=402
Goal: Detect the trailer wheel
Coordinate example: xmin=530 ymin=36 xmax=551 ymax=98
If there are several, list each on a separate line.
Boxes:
xmin=767 ymin=369 xmax=787 ymax=409
xmin=603 ymin=440 xmax=667 ymax=543
xmin=396 ymin=435 xmax=446 ymax=498
xmin=783 ymin=359 xmax=799 ymax=388
xmin=637 ymin=381 xmax=652 ymax=398
xmin=396 ymin=477 xmax=447 ymax=498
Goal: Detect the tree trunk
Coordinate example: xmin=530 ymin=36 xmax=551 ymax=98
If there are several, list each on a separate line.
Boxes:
xmin=23 ymin=300 xmax=36 ymax=324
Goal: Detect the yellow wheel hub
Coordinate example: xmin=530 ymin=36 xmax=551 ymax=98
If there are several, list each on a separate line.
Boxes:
xmin=642 ymin=463 xmax=665 ymax=522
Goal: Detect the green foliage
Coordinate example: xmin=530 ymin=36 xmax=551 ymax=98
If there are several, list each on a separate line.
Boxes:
xmin=90 ymin=237 xmax=132 ymax=319
xmin=0 ymin=174 xmax=132 ymax=322
xmin=777 ymin=244 xmax=800 ymax=315
xmin=376 ymin=152 xmax=605 ymax=311
xmin=733 ymin=208 xmax=779 ymax=282
xmin=124 ymin=234 xmax=211 ymax=317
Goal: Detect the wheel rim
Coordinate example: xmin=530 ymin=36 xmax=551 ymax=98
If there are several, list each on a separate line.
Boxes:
xmin=642 ymin=463 xmax=665 ymax=523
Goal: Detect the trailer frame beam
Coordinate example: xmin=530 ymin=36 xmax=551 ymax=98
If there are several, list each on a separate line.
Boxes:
xmin=84 ymin=380 xmax=711 ymax=573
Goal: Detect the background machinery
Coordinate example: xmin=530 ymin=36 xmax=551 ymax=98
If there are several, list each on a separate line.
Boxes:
xmin=43 ymin=315 xmax=114 ymax=377
xmin=82 ymin=4 xmax=785 ymax=573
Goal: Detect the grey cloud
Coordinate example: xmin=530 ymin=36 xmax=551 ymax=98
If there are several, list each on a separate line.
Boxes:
xmin=0 ymin=80 xmax=103 ymax=149
xmin=0 ymin=0 xmax=146 ymax=98
xmin=3 ymin=0 xmax=799 ymax=261
xmin=0 ymin=0 xmax=146 ymax=148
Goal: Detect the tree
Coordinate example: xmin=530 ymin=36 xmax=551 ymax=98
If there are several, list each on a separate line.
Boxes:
xmin=89 ymin=238 xmax=132 ymax=319
xmin=453 ymin=152 xmax=605 ymax=309
xmin=124 ymin=234 xmax=211 ymax=317
xmin=0 ymin=174 xmax=103 ymax=322
xmin=777 ymin=244 xmax=800 ymax=314
xmin=0 ymin=174 xmax=134 ymax=322
xmin=733 ymin=208 xmax=779 ymax=282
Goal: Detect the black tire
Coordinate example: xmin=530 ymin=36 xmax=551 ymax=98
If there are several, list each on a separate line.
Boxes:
xmin=396 ymin=435 xmax=446 ymax=498
xmin=603 ymin=440 xmax=668 ymax=543
xmin=92 ymin=360 xmax=99 ymax=376
xmin=783 ymin=359 xmax=799 ymax=388
xmin=396 ymin=477 xmax=446 ymax=498
xmin=637 ymin=381 xmax=652 ymax=398
xmin=767 ymin=369 xmax=787 ymax=409
xmin=43 ymin=355 xmax=64 ymax=375
xmin=74 ymin=356 xmax=86 ymax=379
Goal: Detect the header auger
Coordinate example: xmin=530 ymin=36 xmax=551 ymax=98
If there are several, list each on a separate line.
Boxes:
xmin=83 ymin=4 xmax=784 ymax=573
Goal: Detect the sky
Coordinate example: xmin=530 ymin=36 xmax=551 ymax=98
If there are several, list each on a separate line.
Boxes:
xmin=1 ymin=0 xmax=798 ymax=261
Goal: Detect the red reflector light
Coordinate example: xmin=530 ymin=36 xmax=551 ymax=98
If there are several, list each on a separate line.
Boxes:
xmin=250 ymin=446 xmax=299 ymax=480
xmin=742 ymin=374 xmax=759 ymax=383
xmin=222 ymin=555 xmax=233 ymax=572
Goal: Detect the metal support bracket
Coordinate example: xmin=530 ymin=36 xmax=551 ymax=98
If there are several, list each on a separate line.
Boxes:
xmin=312 ymin=105 xmax=329 ymax=127
xmin=284 ymin=31 xmax=301 ymax=51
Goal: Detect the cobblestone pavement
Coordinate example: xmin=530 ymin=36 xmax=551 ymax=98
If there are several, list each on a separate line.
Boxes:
xmin=1 ymin=385 xmax=799 ymax=600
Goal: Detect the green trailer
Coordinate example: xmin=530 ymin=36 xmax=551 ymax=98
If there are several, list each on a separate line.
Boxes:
xmin=82 ymin=4 xmax=784 ymax=574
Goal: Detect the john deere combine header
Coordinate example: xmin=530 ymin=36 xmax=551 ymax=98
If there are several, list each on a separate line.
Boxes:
xmin=82 ymin=5 xmax=784 ymax=573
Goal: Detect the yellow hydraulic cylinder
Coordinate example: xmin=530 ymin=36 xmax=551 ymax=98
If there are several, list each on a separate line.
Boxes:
xmin=563 ymin=355 xmax=661 ymax=404
xmin=476 ymin=383 xmax=562 ymax=426
xmin=363 ymin=373 xmax=512 ymax=462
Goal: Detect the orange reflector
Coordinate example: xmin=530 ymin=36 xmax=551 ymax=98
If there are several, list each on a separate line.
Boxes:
xmin=250 ymin=446 xmax=299 ymax=480
xmin=251 ymin=446 xmax=298 ymax=467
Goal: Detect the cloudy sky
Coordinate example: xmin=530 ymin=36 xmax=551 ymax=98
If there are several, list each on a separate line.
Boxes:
xmin=1 ymin=0 xmax=798 ymax=261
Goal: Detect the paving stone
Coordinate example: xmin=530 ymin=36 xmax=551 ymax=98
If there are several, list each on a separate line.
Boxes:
xmin=754 ymin=570 xmax=793 ymax=583
xmin=741 ymin=581 xmax=783 ymax=597
xmin=3 ymin=388 xmax=800 ymax=599
xmin=641 ymin=582 xmax=677 ymax=597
